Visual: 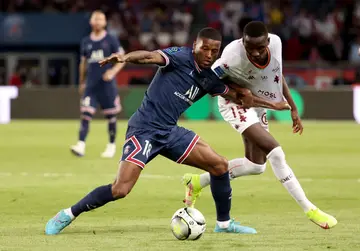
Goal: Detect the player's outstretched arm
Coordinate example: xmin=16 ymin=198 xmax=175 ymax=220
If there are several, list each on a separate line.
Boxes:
xmin=282 ymin=75 xmax=303 ymax=134
xmin=99 ymin=50 xmax=166 ymax=67
xmin=224 ymin=82 xmax=290 ymax=110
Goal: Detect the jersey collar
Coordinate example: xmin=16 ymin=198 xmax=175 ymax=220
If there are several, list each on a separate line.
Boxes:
xmin=194 ymin=60 xmax=202 ymax=73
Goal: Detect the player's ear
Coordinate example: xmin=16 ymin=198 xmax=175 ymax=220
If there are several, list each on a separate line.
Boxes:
xmin=192 ymin=41 xmax=196 ymax=52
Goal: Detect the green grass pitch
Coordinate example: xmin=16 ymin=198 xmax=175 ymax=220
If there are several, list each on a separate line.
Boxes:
xmin=1 ymin=120 xmax=360 ymax=251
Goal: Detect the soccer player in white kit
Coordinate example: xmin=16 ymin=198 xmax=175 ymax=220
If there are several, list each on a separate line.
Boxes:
xmin=182 ymin=21 xmax=337 ymax=230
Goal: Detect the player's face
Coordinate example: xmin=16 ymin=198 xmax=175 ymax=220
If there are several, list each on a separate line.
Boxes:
xmin=243 ymin=35 xmax=270 ymax=64
xmin=193 ymin=38 xmax=221 ymax=69
xmin=90 ymin=12 xmax=107 ymax=32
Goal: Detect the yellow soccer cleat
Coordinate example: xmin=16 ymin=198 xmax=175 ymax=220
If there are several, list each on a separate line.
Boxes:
xmin=182 ymin=173 xmax=202 ymax=208
xmin=306 ymin=208 xmax=337 ymax=229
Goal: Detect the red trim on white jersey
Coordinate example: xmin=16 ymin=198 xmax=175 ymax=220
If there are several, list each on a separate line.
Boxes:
xmin=176 ymin=135 xmax=200 ymax=164
xmin=124 ymin=136 xmax=145 ymax=169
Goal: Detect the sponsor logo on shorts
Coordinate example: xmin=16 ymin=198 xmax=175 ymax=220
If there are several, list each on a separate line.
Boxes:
xmin=261 ymin=113 xmax=268 ymax=125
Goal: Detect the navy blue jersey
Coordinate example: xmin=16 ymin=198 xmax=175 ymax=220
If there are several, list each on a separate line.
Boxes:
xmin=128 ymin=47 xmax=229 ymax=131
xmin=80 ymin=33 xmax=123 ymax=87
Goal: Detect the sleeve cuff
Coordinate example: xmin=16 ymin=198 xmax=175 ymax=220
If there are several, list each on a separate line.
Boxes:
xmin=156 ymin=50 xmax=170 ymax=68
xmin=211 ymin=85 xmax=229 ymax=97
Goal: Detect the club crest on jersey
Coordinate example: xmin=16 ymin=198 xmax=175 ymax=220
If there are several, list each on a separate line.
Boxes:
xmin=223 ymin=63 xmax=229 ymax=69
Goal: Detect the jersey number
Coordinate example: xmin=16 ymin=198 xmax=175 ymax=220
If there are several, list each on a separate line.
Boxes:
xmin=143 ymin=140 xmax=152 ymax=158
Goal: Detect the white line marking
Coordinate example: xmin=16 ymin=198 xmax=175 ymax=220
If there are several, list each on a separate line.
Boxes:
xmin=0 ymin=172 xmax=359 ymax=183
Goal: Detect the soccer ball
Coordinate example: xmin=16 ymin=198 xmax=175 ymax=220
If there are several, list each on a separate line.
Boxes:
xmin=170 ymin=207 xmax=206 ymax=240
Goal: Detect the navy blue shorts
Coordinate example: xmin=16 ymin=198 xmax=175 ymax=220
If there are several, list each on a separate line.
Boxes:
xmin=120 ymin=126 xmax=200 ymax=168
xmin=81 ymin=84 xmax=121 ymax=115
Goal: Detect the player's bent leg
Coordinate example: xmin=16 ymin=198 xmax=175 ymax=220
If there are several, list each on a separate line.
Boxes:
xmin=244 ymin=123 xmax=337 ymax=229
xmin=70 ymin=112 xmax=94 ymax=157
xmin=45 ymin=161 xmax=141 ymax=235
xmin=101 ymin=114 xmax=117 ymax=158
xmin=181 ymin=139 xmax=256 ymax=234
xmin=111 ymin=161 xmax=142 ymax=198
xmin=195 ymin=130 xmax=267 ymax=190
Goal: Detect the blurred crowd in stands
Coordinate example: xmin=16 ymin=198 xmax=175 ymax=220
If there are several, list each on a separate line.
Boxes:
xmin=3 ymin=0 xmax=360 ymax=64
xmin=2 ymin=0 xmax=360 ymax=88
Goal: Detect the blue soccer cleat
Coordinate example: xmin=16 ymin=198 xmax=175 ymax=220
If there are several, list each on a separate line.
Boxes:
xmin=45 ymin=210 xmax=73 ymax=235
xmin=214 ymin=219 xmax=257 ymax=234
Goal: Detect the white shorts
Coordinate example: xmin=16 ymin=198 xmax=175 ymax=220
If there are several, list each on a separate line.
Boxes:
xmin=218 ymin=97 xmax=269 ymax=134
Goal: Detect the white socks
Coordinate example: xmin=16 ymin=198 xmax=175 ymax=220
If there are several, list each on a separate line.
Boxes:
xmin=64 ymin=208 xmax=75 ymax=220
xmin=217 ymin=220 xmax=230 ymax=228
xmin=267 ymin=146 xmax=316 ymax=212
xmin=199 ymin=158 xmax=266 ymax=188
xmin=230 ymin=158 xmax=266 ymax=179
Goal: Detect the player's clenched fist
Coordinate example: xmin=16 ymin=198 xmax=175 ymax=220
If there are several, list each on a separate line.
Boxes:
xmin=99 ymin=53 xmax=126 ymax=67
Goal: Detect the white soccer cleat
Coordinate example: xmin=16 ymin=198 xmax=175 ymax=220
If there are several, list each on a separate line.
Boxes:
xmin=70 ymin=141 xmax=85 ymax=157
xmin=101 ymin=143 xmax=116 ymax=158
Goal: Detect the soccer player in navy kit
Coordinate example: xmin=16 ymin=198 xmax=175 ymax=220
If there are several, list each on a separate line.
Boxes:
xmin=71 ymin=10 xmax=125 ymax=158
xmin=45 ymin=28 xmax=286 ymax=235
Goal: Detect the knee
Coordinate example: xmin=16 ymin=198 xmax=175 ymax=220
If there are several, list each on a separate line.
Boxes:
xmin=267 ymin=146 xmax=286 ymax=165
xmin=251 ymin=163 xmax=266 ymax=175
xmin=81 ymin=112 xmax=93 ymax=121
xmin=210 ymin=157 xmax=228 ymax=176
xmin=245 ymin=158 xmax=266 ymax=175
xmin=111 ymin=183 xmax=131 ymax=199
xmin=105 ymin=114 xmax=117 ymax=123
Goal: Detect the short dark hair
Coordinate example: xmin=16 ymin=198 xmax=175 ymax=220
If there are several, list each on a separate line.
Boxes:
xmin=243 ymin=21 xmax=268 ymax=38
xmin=197 ymin=27 xmax=222 ymax=41
xmin=238 ymin=17 xmax=253 ymax=34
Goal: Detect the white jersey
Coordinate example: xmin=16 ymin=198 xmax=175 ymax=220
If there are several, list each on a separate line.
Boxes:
xmin=211 ymin=33 xmax=284 ymax=105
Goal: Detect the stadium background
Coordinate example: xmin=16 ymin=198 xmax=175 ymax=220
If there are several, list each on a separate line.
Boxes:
xmin=0 ymin=0 xmax=359 ymax=122
xmin=1 ymin=1 xmax=360 ymax=251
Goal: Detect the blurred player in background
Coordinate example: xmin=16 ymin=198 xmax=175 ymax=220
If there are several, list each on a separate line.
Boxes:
xmin=45 ymin=27 xmax=290 ymax=236
xmin=183 ymin=21 xmax=337 ymax=230
xmin=70 ymin=10 xmax=125 ymax=158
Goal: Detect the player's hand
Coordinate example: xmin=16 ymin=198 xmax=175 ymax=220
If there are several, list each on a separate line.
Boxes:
xmin=241 ymin=94 xmax=254 ymax=108
xmin=78 ymin=83 xmax=86 ymax=96
xmin=102 ymin=69 xmax=116 ymax=81
xmin=273 ymin=101 xmax=291 ymax=111
xmin=99 ymin=53 xmax=126 ymax=67
xmin=291 ymin=110 xmax=303 ymax=135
